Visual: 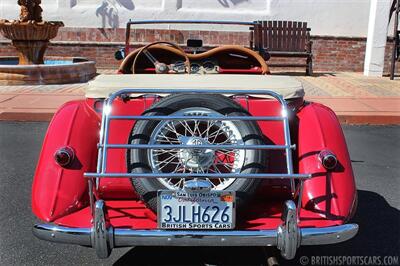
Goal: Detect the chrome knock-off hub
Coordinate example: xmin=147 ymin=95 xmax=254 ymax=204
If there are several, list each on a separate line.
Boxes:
xmin=178 ymin=136 xmax=215 ymax=171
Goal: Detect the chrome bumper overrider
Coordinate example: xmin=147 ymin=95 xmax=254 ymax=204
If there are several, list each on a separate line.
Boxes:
xmin=32 ymin=200 xmax=358 ymax=260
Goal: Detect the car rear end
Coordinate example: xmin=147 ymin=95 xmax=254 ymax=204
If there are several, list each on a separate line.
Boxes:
xmin=32 ymin=75 xmax=358 ymax=260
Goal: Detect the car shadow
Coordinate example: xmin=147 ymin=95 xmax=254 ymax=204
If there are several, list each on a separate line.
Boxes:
xmin=287 ymin=190 xmax=400 ymax=265
xmin=269 ymin=71 xmax=337 ymax=77
xmin=113 ymin=190 xmax=400 ymax=266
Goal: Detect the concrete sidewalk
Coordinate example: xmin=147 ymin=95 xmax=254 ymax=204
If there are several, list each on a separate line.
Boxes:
xmin=0 ymin=72 xmax=399 ymax=124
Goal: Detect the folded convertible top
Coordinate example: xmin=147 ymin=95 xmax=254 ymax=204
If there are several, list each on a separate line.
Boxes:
xmin=85 ymin=74 xmax=305 ymax=99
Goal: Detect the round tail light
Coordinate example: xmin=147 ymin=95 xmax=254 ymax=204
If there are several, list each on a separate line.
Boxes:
xmin=319 ymin=150 xmax=338 ymax=170
xmin=54 ymin=147 xmax=75 ymax=167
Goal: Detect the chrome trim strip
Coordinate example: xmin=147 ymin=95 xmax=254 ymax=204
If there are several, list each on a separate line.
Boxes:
xmin=283 ymin=108 xmax=295 ymax=195
xmin=301 ymin=224 xmax=359 ymax=245
xmin=33 ymin=224 xmax=358 ymax=249
xmin=84 ymin=173 xmax=312 ymax=179
xmin=101 ymin=99 xmax=112 ymax=173
xmin=113 ymin=229 xmax=278 ymax=247
xmin=96 ymin=99 xmax=106 ymax=189
xmin=32 ymin=224 xmax=92 ymax=246
xmin=108 ymin=115 xmax=285 ymax=121
xmin=99 ymin=144 xmax=296 ymax=150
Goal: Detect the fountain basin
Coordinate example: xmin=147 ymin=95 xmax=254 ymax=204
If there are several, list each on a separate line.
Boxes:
xmin=0 ymin=21 xmax=63 ymax=41
xmin=0 ymin=56 xmax=97 ymax=85
xmin=0 ymin=20 xmax=64 ymax=65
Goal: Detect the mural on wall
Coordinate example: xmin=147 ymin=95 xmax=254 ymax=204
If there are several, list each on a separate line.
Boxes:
xmin=96 ymin=0 xmax=134 ymax=28
xmin=217 ymin=0 xmax=249 ymax=8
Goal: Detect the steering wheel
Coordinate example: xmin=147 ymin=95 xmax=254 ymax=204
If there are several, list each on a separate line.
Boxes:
xmin=132 ymin=41 xmax=191 ymax=74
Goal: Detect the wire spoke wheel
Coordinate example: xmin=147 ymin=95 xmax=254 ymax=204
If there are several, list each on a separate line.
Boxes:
xmin=128 ymin=94 xmax=267 ymax=212
xmin=149 ymin=108 xmax=245 ymax=190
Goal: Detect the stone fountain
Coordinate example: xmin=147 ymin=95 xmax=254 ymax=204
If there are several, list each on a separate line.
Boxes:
xmin=0 ymin=0 xmax=96 ymax=85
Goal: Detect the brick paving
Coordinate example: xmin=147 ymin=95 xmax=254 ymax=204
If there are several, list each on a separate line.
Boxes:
xmin=296 ymin=72 xmax=400 ymax=97
xmin=296 ymin=72 xmax=400 ymax=124
xmin=0 ymin=71 xmax=399 ymax=124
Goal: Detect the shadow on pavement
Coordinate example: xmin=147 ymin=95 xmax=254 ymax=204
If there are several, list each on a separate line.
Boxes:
xmin=270 ymin=71 xmax=336 ymax=77
xmin=286 ymin=190 xmax=400 ymax=265
xmin=114 ymin=246 xmax=268 ymax=266
xmin=350 ymin=190 xmax=400 ymax=255
xmin=113 ymin=190 xmax=400 ymax=266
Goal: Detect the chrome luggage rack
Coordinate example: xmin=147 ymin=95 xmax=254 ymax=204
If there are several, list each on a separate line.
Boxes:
xmin=33 ymin=88 xmax=360 ymax=260
xmin=84 ymin=88 xmax=312 ymax=215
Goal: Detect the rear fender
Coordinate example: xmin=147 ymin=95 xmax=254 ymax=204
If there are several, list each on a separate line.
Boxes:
xmin=297 ymin=102 xmax=356 ymax=223
xmin=32 ymin=100 xmax=100 ymax=222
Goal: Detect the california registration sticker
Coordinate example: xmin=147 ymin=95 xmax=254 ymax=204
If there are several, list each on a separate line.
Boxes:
xmin=220 ymin=194 xmax=234 ymax=202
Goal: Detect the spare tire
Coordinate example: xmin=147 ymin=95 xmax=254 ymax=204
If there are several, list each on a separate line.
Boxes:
xmin=127 ymin=94 xmax=267 ymax=213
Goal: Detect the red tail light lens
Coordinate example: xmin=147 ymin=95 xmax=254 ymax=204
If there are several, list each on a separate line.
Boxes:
xmin=54 ymin=147 xmax=74 ymax=167
xmin=319 ymin=150 xmax=338 ymax=170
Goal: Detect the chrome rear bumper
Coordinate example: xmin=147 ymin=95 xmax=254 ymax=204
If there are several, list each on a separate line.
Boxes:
xmin=32 ymin=200 xmax=358 ymax=260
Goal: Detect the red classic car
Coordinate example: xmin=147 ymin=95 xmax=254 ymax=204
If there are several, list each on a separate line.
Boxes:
xmin=32 ymin=21 xmax=358 ymax=260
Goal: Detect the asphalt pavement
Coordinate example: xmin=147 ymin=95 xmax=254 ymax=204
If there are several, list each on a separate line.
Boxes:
xmin=0 ymin=122 xmax=399 ymax=266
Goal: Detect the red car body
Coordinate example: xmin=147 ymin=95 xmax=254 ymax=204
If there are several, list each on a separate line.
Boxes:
xmin=31 ymin=20 xmax=358 ymax=260
xmin=33 ymin=97 xmax=357 ymax=227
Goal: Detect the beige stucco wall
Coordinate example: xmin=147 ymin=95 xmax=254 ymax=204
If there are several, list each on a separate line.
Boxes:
xmin=1 ymin=0 xmax=372 ymax=37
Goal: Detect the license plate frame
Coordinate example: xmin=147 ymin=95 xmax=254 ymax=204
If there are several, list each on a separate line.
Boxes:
xmin=157 ymin=190 xmax=236 ymax=230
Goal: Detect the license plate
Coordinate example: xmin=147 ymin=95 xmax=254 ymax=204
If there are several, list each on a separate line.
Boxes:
xmin=157 ymin=190 xmax=235 ymax=230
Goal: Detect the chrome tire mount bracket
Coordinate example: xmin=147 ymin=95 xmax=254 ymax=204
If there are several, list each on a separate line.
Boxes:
xmin=91 ymin=200 xmax=114 ymax=259
xmin=277 ymin=200 xmax=300 ymax=260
